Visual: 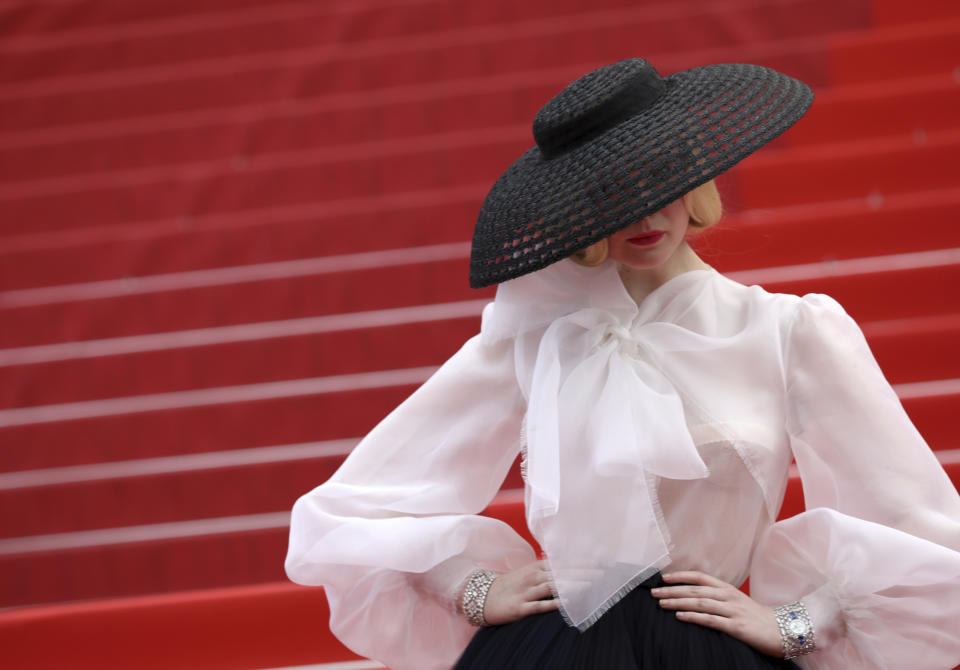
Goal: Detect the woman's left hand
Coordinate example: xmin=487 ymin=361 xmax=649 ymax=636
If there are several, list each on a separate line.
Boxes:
xmin=651 ymin=570 xmax=783 ymax=658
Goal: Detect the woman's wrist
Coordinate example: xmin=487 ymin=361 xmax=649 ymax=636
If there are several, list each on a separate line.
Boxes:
xmin=773 ymin=600 xmax=817 ymax=659
xmin=458 ymin=568 xmax=499 ymax=627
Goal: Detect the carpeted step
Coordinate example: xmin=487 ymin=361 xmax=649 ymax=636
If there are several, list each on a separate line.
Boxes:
xmin=829 ymin=18 xmax=960 ymax=85
xmin=0 ymin=2 xmax=871 ymax=134
xmin=737 ymin=129 xmax=960 ymax=210
xmin=1 ymin=365 xmax=955 ymax=538
xmin=0 ymin=440 xmax=520 ymax=538
xmin=1 ymin=12 xmax=955 ymax=141
xmin=0 ymin=521 xmax=294 ymax=608
xmin=0 ymin=310 xmax=484 ymax=408
xmin=4 ymin=0 xmax=949 ymax=85
xmin=0 ymin=0 xmax=292 ymax=41
xmin=2 ymin=65 xmax=956 ymax=192
xmin=0 ymin=440 xmax=377 ymax=539
xmin=703 ymin=188 xmax=960 ymax=271
xmin=871 ymin=0 xmax=960 ymax=26
xmin=0 ymin=128 xmax=527 ymax=238
xmin=780 ymin=74 xmax=960 ymax=148
xmin=2 ymin=368 xmax=951 ymax=476
xmin=0 ymin=289 xmax=957 ymax=409
xmin=2 ymin=452 xmax=958 ymax=607
xmin=0 ymin=488 xmax=532 ymax=608
xmin=1 ymin=241 xmax=956 ymax=349
xmin=2 ymin=119 xmax=958 ymax=240
xmin=756 ymin=258 xmax=959 ymax=322
xmin=861 ymin=315 xmax=960 ymax=384
xmin=0 ymin=264 xmax=955 ymax=473
xmin=0 ymin=249 xmax=486 ymax=349
xmin=0 ymin=0 xmax=871 ymax=85
xmin=0 ymin=378 xmax=418 ymax=472
xmin=3 ymin=573 xmax=958 ymax=670
xmin=0 ymin=579 xmax=357 ymax=670
xmin=2 ymin=181 xmax=958 ymax=292
xmin=3 ymin=555 xmax=960 ymax=670
xmin=0 ymin=193 xmax=487 ymax=290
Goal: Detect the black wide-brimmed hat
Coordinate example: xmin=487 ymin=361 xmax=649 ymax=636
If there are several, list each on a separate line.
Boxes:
xmin=468 ymin=58 xmax=814 ymax=288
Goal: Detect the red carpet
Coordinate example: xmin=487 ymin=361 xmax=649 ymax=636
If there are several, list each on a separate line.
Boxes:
xmin=0 ymin=0 xmax=958 ymax=667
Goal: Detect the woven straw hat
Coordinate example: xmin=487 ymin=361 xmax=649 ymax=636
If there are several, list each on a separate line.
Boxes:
xmin=469 ymin=58 xmax=814 ymax=288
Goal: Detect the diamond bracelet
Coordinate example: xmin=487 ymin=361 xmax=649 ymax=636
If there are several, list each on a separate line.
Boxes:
xmin=773 ymin=600 xmax=817 ymax=659
xmin=461 ymin=569 xmax=498 ymax=627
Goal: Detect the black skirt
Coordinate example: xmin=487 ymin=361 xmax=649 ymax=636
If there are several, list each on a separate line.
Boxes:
xmin=454 ymin=572 xmax=799 ymax=669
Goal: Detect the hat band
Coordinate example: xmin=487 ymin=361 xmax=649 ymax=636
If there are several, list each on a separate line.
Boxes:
xmin=535 ymin=75 xmax=666 ymax=160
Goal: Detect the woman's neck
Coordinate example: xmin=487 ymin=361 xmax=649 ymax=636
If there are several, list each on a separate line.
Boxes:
xmin=617 ymin=242 xmax=712 ymax=306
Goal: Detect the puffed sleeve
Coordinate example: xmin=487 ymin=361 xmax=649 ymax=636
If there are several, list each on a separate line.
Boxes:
xmin=284 ymin=327 xmax=536 ymax=670
xmin=749 ymin=293 xmax=960 ymax=670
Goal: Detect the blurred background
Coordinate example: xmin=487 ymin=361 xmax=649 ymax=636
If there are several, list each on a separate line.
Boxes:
xmin=0 ymin=0 xmax=958 ymax=668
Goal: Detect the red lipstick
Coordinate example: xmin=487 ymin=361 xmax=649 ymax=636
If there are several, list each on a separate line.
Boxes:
xmin=627 ymin=231 xmax=665 ymax=246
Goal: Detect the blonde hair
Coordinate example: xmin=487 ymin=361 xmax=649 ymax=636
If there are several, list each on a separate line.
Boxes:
xmin=571 ymin=179 xmax=722 ymax=267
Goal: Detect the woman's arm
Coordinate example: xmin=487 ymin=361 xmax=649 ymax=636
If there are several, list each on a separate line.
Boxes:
xmin=748 ymin=293 xmax=960 ymax=669
xmin=655 ymin=293 xmax=960 ymax=667
xmin=284 ymin=331 xmax=537 ymax=670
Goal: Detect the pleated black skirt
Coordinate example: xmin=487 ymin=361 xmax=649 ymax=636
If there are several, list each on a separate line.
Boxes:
xmin=454 ymin=572 xmax=799 ymax=669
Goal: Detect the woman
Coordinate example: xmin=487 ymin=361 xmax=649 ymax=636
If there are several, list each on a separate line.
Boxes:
xmin=285 ymin=58 xmax=960 ymax=669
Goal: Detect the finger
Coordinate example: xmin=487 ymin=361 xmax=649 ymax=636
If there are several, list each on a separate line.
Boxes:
xmin=526 ymin=581 xmax=555 ymax=601
xmin=662 ymin=571 xmax=727 ymax=588
xmin=522 ymin=570 xmax=544 ymax=587
xmin=651 ymin=585 xmax=727 ymax=601
xmin=521 ymin=598 xmax=561 ymax=616
xmin=658 ymin=597 xmax=732 ymax=617
xmin=674 ymin=610 xmax=733 ymax=633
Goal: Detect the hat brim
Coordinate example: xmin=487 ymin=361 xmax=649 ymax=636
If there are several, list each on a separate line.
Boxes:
xmin=469 ymin=63 xmax=814 ymax=288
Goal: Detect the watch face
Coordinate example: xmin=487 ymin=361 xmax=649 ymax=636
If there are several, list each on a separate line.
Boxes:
xmin=788 ymin=618 xmax=809 ymax=636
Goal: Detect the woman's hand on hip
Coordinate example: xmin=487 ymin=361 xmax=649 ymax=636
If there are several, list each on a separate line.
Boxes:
xmin=651 ymin=570 xmax=783 ymax=658
xmin=482 ymin=559 xmax=560 ymax=625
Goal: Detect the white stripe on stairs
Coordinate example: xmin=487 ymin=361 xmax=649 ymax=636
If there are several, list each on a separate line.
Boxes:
xmin=0 ymin=299 xmax=489 ymax=366
xmin=1 ymin=245 xmax=957 ymax=308
xmin=0 ymin=438 xmax=359 ymax=490
xmin=2 ymin=449 xmax=959 ymax=557
xmin=0 ymin=366 xmax=439 ymax=428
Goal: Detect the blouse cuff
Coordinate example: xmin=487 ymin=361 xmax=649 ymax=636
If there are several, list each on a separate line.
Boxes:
xmin=407 ymin=555 xmax=480 ymax=614
xmin=750 ymin=508 xmax=960 ymax=670
xmin=799 ymin=582 xmax=842 ymax=651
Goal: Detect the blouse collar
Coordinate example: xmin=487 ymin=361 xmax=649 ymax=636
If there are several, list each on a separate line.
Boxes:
xmin=481 ymin=257 xmax=719 ymax=343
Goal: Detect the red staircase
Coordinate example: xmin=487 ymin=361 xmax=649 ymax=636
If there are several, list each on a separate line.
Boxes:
xmin=0 ymin=0 xmax=958 ymax=667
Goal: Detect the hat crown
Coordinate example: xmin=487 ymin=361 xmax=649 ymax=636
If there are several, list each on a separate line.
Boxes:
xmin=532 ymin=58 xmax=666 ymax=159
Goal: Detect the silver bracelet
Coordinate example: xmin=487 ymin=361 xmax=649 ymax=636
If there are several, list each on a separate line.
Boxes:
xmin=461 ymin=569 xmax=498 ymax=627
xmin=773 ymin=600 xmax=817 ymax=660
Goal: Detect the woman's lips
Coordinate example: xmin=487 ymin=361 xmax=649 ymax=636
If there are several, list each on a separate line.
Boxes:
xmin=627 ymin=231 xmax=665 ymax=246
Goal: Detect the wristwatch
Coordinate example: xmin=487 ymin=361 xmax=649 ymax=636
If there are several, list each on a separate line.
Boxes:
xmin=773 ymin=601 xmax=817 ymax=659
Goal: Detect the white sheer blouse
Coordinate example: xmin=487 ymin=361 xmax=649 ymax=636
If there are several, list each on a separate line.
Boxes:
xmin=284 ymin=259 xmax=960 ymax=670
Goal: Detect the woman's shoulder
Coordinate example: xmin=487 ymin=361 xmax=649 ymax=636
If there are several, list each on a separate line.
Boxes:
xmin=714 ymin=271 xmax=849 ymax=320
xmin=707 ymin=273 xmax=861 ymax=356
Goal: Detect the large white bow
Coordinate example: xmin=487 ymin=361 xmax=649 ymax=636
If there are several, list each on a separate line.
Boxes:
xmin=525 ymin=308 xmax=712 ymax=516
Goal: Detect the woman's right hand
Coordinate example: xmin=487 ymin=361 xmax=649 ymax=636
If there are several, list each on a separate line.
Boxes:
xmin=482 ymin=560 xmax=560 ymax=625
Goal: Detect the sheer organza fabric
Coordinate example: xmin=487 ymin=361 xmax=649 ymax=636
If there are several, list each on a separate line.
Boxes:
xmin=285 ymin=258 xmax=960 ymax=670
